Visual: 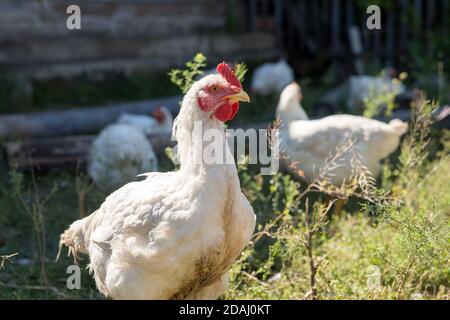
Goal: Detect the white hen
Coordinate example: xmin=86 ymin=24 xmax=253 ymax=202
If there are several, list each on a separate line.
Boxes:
xmin=251 ymin=59 xmax=294 ymax=96
xmin=117 ymin=106 xmax=173 ymax=135
xmin=347 ymin=73 xmax=406 ymax=112
xmin=319 ymin=69 xmax=406 ymax=113
xmin=89 ymin=106 xmax=173 ymax=191
xmin=277 ymin=82 xmax=408 ymax=185
xmin=88 ymin=124 xmax=158 ymax=192
xmin=59 ymin=62 xmax=256 ymax=300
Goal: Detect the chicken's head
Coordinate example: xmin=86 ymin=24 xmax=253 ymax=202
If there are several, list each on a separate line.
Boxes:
xmin=195 ymin=62 xmax=250 ymax=122
xmin=280 ymin=82 xmax=302 ymax=105
xmin=276 ymin=82 xmax=308 ymax=122
xmin=152 ymin=106 xmax=166 ymax=124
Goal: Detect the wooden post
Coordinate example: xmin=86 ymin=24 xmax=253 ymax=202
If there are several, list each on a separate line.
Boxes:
xmin=330 ymin=0 xmax=342 ymax=80
xmin=414 ymin=0 xmax=422 ymax=38
xmin=399 ymin=0 xmax=408 ymax=57
xmin=312 ymin=0 xmax=321 ymax=47
xmin=261 ymin=0 xmax=269 ymax=30
xmin=274 ymin=0 xmax=283 ymax=34
xmin=249 ymin=0 xmax=257 ymax=31
xmin=298 ymin=0 xmax=306 ymax=51
xmin=426 ymin=0 xmax=435 ymax=54
xmin=345 ymin=0 xmax=353 ymax=28
xmin=348 ymin=26 xmax=364 ymax=74
xmin=386 ymin=8 xmax=395 ymax=67
xmin=361 ymin=4 xmax=370 ymax=56
xmin=331 ymin=0 xmax=341 ymax=57
xmin=372 ymin=25 xmax=382 ymax=65
xmin=0 ymin=96 xmax=181 ymax=141
xmin=443 ymin=0 xmax=449 ymax=34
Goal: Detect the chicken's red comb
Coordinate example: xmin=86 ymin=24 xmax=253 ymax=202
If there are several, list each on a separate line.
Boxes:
xmin=217 ymin=62 xmax=242 ymax=89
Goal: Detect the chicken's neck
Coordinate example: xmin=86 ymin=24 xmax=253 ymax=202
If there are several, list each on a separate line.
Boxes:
xmin=277 ymin=101 xmax=309 ymax=127
xmin=174 ymin=99 xmax=237 ymax=179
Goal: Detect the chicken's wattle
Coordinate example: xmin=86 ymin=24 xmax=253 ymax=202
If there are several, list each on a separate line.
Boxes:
xmin=214 ymin=102 xmax=239 ymax=122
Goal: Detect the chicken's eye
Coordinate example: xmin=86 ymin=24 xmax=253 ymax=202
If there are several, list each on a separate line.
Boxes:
xmin=207 ymin=84 xmax=220 ymax=92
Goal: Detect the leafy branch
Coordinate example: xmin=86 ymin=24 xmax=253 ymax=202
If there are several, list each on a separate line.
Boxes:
xmin=168 ymin=53 xmax=207 ymax=94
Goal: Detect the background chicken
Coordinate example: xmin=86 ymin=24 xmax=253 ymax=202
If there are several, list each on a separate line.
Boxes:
xmin=318 ymin=69 xmax=406 ymax=113
xmin=88 ymin=106 xmax=173 ymax=191
xmin=59 ymin=63 xmax=255 ymax=300
xmin=277 ymin=82 xmax=408 ymax=186
xmin=88 ymin=123 xmax=158 ymax=192
xmin=250 ymin=58 xmax=294 ymax=96
xmin=117 ymin=106 xmax=173 ymax=135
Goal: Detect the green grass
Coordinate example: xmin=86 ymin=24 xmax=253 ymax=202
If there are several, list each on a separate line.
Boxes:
xmin=0 ymin=128 xmax=447 ymax=299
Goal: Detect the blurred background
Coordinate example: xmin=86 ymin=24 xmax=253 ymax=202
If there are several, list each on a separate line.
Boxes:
xmin=0 ymin=0 xmax=448 ymax=115
xmin=0 ymin=0 xmax=449 ymax=300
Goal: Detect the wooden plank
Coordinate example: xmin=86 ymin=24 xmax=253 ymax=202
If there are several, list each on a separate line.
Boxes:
xmin=5 ymin=132 xmax=175 ymax=172
xmin=6 ymin=135 xmax=93 ymax=171
xmin=0 ymin=96 xmax=181 ymax=141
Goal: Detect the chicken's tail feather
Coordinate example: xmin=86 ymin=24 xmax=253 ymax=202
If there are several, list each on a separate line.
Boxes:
xmin=388 ymin=119 xmax=408 ymax=136
xmin=57 ymin=218 xmax=90 ymax=263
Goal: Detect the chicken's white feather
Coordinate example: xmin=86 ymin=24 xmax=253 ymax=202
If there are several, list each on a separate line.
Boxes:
xmin=88 ymin=124 xmax=158 ymax=192
xmin=277 ymin=83 xmax=408 ymax=185
xmin=251 ymin=59 xmax=294 ymax=96
xmin=60 ymin=71 xmax=255 ymax=300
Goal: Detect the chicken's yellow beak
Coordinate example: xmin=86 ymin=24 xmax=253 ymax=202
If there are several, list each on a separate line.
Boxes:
xmin=225 ymin=90 xmax=251 ymax=104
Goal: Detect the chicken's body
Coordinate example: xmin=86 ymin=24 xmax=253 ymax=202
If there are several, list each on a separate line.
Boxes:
xmin=251 ymin=59 xmax=294 ymax=96
xmin=347 ymin=75 xmax=406 ymax=112
xmin=88 ymin=124 xmax=157 ymax=192
xmin=60 ymin=63 xmax=256 ymax=300
xmin=278 ymin=83 xmax=408 ymax=185
xmin=89 ymin=107 xmax=173 ymax=191
xmin=117 ymin=106 xmax=173 ymax=135
xmin=319 ymin=72 xmax=406 ymax=113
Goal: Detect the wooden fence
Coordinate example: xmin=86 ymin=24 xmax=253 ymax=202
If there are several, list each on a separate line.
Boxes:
xmin=247 ymin=0 xmax=449 ymax=76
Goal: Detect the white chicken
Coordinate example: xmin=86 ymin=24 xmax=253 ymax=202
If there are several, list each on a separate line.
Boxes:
xmin=117 ymin=106 xmax=173 ymax=135
xmin=319 ymin=69 xmax=406 ymax=113
xmin=88 ymin=123 xmax=158 ymax=192
xmin=250 ymin=59 xmax=294 ymax=96
xmin=59 ymin=62 xmax=256 ymax=300
xmin=88 ymin=106 xmax=173 ymax=191
xmin=277 ymin=82 xmax=408 ymax=185
xmin=346 ymin=72 xmax=406 ymax=112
